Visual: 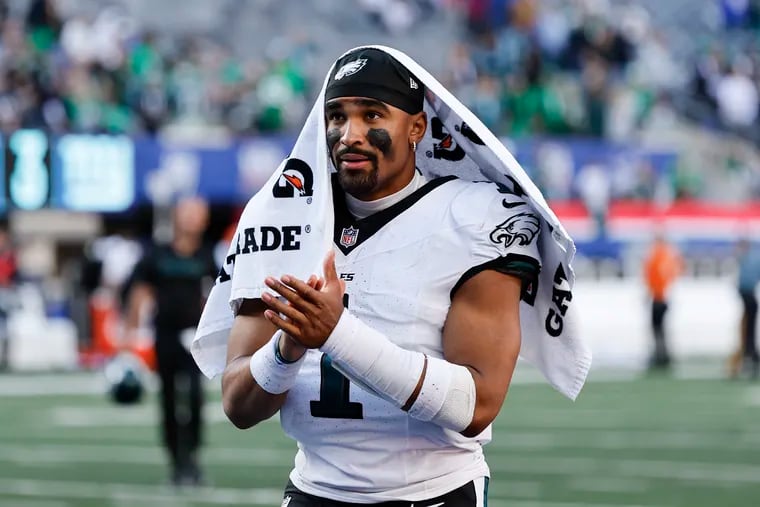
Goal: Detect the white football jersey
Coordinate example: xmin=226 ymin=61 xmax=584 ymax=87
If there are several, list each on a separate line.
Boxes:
xmin=280 ymin=175 xmax=541 ymax=503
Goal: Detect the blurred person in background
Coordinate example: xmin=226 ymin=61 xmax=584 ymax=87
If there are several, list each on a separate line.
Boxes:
xmin=643 ymin=234 xmax=683 ymax=370
xmin=734 ymin=238 xmax=760 ymax=378
xmin=0 ymin=226 xmax=17 ymax=371
xmin=715 ymin=56 xmax=758 ymax=133
xmin=124 ymin=196 xmax=217 ymax=486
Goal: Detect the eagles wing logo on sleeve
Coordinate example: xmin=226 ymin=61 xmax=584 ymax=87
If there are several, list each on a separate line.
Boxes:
xmin=490 ymin=212 xmax=540 ymax=248
xmin=334 ymin=59 xmax=367 ymax=80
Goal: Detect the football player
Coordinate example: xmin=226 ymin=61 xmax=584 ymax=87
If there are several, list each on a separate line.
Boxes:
xmin=221 ymin=48 xmax=541 ymax=506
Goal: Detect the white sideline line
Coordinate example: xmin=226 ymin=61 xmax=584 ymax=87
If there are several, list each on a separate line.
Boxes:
xmin=0 ymin=363 xmax=736 ymax=398
xmin=2 ymin=442 xmax=758 ymax=488
xmin=487 ymin=430 xmax=760 ymax=451
xmin=0 ymin=478 xmax=283 ymax=505
xmin=0 ymin=365 xmax=705 ymax=398
xmin=39 ymin=404 xmax=280 ymax=429
xmin=490 ymin=501 xmax=661 ymax=507
xmin=1 ymin=500 xmax=69 ymax=507
xmin=3 ymin=441 xmax=759 ymax=476
xmin=567 ymin=477 xmax=649 ymax=494
xmin=47 ymin=405 xmax=234 ymax=427
xmin=492 ymin=456 xmax=760 ymax=484
xmin=0 ymin=443 xmax=293 ymax=467
xmin=0 ymin=477 xmax=660 ymax=507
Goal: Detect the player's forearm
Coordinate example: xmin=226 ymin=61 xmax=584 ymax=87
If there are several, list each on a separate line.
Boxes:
xmin=221 ymin=356 xmax=287 ymax=429
xmin=222 ymin=330 xmax=306 ymax=429
xmin=321 ymin=311 xmax=476 ymax=433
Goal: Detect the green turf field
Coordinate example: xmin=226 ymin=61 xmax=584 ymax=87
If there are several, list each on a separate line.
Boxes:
xmin=1 ymin=367 xmax=759 ymax=507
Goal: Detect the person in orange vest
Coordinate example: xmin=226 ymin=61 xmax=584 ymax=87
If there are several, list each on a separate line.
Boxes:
xmin=643 ymin=234 xmax=683 ymax=369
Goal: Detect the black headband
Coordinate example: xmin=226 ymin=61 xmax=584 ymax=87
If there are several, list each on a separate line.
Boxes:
xmin=325 ymin=48 xmax=425 ymax=114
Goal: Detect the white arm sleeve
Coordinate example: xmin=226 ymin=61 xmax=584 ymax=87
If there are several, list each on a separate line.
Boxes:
xmin=321 ymin=311 xmax=476 ymax=432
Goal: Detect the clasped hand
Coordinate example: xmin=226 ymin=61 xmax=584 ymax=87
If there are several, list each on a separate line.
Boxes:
xmin=261 ymin=250 xmax=346 ymax=349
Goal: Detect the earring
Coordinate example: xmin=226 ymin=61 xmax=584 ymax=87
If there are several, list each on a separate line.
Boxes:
xmin=412 ymin=141 xmax=417 ymax=152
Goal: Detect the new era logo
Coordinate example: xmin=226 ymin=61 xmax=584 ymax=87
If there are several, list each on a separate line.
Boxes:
xmin=410 ymin=77 xmax=418 ymax=89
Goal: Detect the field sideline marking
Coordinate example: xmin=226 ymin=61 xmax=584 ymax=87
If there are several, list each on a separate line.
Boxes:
xmin=0 ymin=477 xmax=662 ymax=507
xmin=0 ymin=478 xmax=283 ymax=505
xmin=486 ymin=430 xmax=760 ymax=451
xmin=1 ymin=500 xmax=68 ymax=507
xmin=0 ymin=443 xmax=292 ymax=467
xmin=6 ymin=425 xmax=760 ymax=452
xmin=1 ymin=442 xmax=758 ymax=487
xmin=491 ymin=456 xmax=760 ymax=483
xmin=490 ymin=501 xmax=662 ymax=507
xmin=0 ymin=366 xmax=709 ymax=398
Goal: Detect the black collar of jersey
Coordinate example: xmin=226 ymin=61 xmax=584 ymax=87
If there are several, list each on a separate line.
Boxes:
xmin=332 ymin=172 xmax=457 ymax=255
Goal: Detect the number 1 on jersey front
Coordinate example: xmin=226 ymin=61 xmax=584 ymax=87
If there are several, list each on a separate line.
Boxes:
xmin=309 ymin=293 xmax=364 ymax=419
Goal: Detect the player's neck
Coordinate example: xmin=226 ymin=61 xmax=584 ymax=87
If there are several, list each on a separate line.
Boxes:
xmin=345 ymin=169 xmax=427 ymax=220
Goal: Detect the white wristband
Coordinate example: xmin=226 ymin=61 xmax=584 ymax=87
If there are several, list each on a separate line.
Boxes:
xmin=249 ymin=331 xmax=305 ymax=394
xmin=320 ymin=311 xmax=425 ymax=408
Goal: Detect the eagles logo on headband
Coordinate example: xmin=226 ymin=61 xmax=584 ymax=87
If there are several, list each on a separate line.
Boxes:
xmin=325 ymin=48 xmax=425 ymax=115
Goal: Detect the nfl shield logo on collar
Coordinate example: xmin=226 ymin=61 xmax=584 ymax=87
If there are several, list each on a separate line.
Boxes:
xmin=340 ymin=226 xmax=359 ymax=248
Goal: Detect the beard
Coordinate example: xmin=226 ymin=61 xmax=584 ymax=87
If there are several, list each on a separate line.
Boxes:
xmin=336 ymin=161 xmax=379 ymax=198
xmin=332 ymin=146 xmax=380 ymax=198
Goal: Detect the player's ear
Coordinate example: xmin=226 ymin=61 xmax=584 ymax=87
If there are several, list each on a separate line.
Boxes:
xmin=409 ymin=111 xmax=427 ymax=145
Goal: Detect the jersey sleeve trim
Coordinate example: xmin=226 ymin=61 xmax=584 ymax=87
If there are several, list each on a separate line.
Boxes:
xmin=450 ymin=253 xmax=541 ymax=304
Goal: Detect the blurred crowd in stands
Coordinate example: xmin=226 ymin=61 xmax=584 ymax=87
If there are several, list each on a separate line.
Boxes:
xmin=0 ymin=0 xmax=314 ymax=135
xmin=1 ymin=0 xmax=759 ymax=143
xmin=450 ymin=0 xmax=760 ymax=144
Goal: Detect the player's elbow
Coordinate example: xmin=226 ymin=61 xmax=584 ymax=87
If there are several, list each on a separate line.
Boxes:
xmin=460 ymin=404 xmax=499 ymax=437
xmin=221 ymin=384 xmax=280 ymax=429
xmin=221 ymin=382 xmax=262 ymax=429
xmin=223 ymin=397 xmax=256 ymax=429
xmin=460 ymin=378 xmax=510 ymax=437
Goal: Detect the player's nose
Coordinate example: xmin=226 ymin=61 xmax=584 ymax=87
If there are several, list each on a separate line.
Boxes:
xmin=340 ymin=119 xmax=364 ymax=147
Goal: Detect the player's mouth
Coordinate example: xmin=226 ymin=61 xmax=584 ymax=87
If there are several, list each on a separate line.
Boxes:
xmin=339 ymin=153 xmax=372 ymax=170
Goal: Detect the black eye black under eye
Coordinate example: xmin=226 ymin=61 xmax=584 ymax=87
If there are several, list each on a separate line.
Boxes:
xmin=367 ymin=128 xmax=392 ymax=156
xmin=326 ymin=128 xmax=342 ymax=152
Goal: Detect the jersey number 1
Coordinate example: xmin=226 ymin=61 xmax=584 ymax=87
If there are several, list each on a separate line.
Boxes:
xmin=309 ymin=294 xmax=364 ymax=419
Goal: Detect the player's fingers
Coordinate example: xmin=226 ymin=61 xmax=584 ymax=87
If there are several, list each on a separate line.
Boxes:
xmin=261 ymin=291 xmax=308 ymax=324
xmin=265 ymin=276 xmax=314 ymax=310
xmin=280 ymin=275 xmax=321 ymax=304
xmin=323 ymin=250 xmax=339 ymax=284
xmin=263 ymin=309 xmax=300 ymax=338
xmin=314 ymin=277 xmax=326 ymax=291
xmin=307 ymin=274 xmax=317 ymax=288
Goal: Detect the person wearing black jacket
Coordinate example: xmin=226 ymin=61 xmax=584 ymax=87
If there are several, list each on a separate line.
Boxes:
xmin=125 ymin=196 xmax=217 ymax=486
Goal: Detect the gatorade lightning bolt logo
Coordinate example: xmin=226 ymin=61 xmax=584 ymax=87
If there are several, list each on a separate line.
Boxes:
xmin=283 ymin=173 xmax=306 ymax=194
xmin=272 ymin=158 xmax=314 ymax=198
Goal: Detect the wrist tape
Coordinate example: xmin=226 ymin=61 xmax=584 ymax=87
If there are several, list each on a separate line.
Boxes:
xmin=249 ymin=330 xmax=305 ymax=394
xmin=320 ymin=311 xmax=424 ymax=406
xmin=321 ymin=311 xmax=477 ymax=432
xmin=408 ymin=356 xmax=476 ymax=432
